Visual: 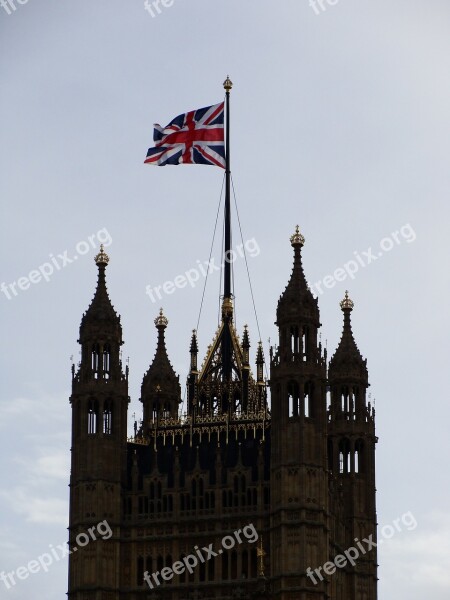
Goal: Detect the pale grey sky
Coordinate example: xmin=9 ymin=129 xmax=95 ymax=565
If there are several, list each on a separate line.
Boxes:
xmin=1 ymin=1 xmax=449 ymax=598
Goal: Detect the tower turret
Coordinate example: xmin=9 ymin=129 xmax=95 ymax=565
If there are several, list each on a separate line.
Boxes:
xmin=275 ymin=226 xmax=320 ymax=364
xmin=78 ymin=245 xmax=124 ymax=384
xmin=68 ymin=246 xmax=128 ymax=599
xmin=270 ymin=226 xmax=329 ymax=598
xmin=327 ymin=291 xmax=377 ymax=600
xmin=141 ymin=309 xmax=181 ymax=426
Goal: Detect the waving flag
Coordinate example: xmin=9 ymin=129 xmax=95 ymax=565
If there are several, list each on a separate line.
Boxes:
xmin=144 ymin=102 xmax=225 ymax=168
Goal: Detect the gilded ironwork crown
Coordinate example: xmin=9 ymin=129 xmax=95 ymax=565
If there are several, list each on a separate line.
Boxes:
xmin=340 ymin=290 xmax=354 ymax=311
xmin=94 ymin=244 xmax=109 ymax=266
xmin=290 ymin=225 xmax=305 ymax=247
xmin=154 ymin=308 xmax=168 ymax=328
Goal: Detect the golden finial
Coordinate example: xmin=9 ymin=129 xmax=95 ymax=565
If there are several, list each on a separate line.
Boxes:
xmin=340 ymin=290 xmax=354 ymax=311
xmin=223 ymin=75 xmax=233 ymax=91
xmin=290 ymin=225 xmax=305 ymax=247
xmin=154 ymin=308 xmax=168 ymax=328
xmin=94 ymin=244 xmax=109 ymax=266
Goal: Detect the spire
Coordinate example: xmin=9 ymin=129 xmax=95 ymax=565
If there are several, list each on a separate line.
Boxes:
xmin=328 ymin=291 xmax=368 ymax=382
xmin=256 ymin=341 xmax=264 ymax=383
xmin=143 ymin=309 xmax=179 ymax=387
xmin=189 ymin=329 xmax=198 ymax=372
xmin=141 ymin=310 xmax=181 ymax=423
xmin=242 ymin=325 xmax=250 ymax=366
xmin=276 ymin=226 xmax=319 ymax=326
xmin=79 ymin=245 xmax=122 ymax=344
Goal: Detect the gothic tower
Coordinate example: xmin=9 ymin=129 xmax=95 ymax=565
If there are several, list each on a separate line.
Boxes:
xmin=328 ymin=292 xmax=377 ymax=600
xmin=68 ymin=246 xmax=129 ymax=599
xmin=269 ymin=227 xmax=329 ymax=599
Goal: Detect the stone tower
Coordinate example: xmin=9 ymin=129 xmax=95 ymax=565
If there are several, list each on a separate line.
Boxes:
xmin=269 ymin=227 xmax=329 ymax=599
xmin=68 ymin=245 xmax=129 ymax=599
xmin=327 ymin=292 xmax=378 ymax=600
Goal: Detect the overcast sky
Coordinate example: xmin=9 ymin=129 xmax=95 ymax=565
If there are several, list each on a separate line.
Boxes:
xmin=1 ymin=1 xmax=449 ymax=598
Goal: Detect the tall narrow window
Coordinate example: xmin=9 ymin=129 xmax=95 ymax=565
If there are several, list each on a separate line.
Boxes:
xmin=222 ymin=551 xmax=229 ymax=580
xmin=102 ymin=344 xmax=110 ymax=379
xmin=341 ymin=386 xmax=350 ymax=417
xmin=339 ymin=439 xmax=350 ymax=474
xmin=288 ymin=381 xmax=300 ymax=417
xmin=208 ymin=555 xmax=215 ymax=580
xmin=231 ymin=550 xmax=238 ymax=579
xmin=88 ymin=400 xmax=98 ymax=434
xmin=304 ymin=381 xmax=313 ymax=417
xmin=355 ymin=439 xmax=364 ymax=473
xmin=302 ymin=326 xmax=309 ymax=362
xmin=137 ymin=556 xmax=144 ymax=586
xmin=91 ymin=344 xmax=100 ymax=378
xmin=103 ymin=400 xmax=112 ymax=435
xmin=242 ymin=549 xmax=248 ymax=579
xmin=290 ymin=326 xmax=299 ymax=357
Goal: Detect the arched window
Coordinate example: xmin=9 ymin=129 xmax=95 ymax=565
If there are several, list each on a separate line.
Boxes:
xmin=231 ymin=550 xmax=238 ymax=579
xmin=91 ymin=344 xmax=100 ymax=378
xmin=304 ymin=381 xmax=313 ymax=417
xmin=208 ymin=555 xmax=215 ymax=580
xmin=146 ymin=556 xmax=153 ymax=576
xmin=341 ymin=386 xmax=350 ymax=417
xmin=302 ymin=326 xmax=309 ymax=362
xmin=103 ymin=400 xmax=112 ymax=435
xmin=355 ymin=439 xmax=364 ymax=473
xmin=166 ymin=555 xmax=173 ymax=584
xmin=290 ymin=325 xmax=299 ymax=356
xmin=157 ymin=555 xmax=164 ymax=573
xmin=102 ymin=344 xmax=110 ymax=379
xmin=222 ymin=551 xmax=229 ymax=580
xmin=242 ymin=549 xmax=248 ymax=579
xmin=87 ymin=400 xmax=98 ymax=434
xmin=179 ymin=554 xmax=187 ymax=583
xmin=137 ymin=556 xmax=144 ymax=586
xmin=338 ymin=438 xmax=351 ymax=474
xmin=288 ymin=381 xmax=300 ymax=417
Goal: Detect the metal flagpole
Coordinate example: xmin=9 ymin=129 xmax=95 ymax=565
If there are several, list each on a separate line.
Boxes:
xmin=222 ymin=75 xmax=233 ymax=384
xmin=223 ymin=76 xmax=232 ymax=300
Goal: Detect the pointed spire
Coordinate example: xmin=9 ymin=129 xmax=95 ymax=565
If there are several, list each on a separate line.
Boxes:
xmin=190 ymin=329 xmax=198 ymax=354
xmin=190 ymin=329 xmax=198 ymax=373
xmin=242 ymin=325 xmax=250 ymax=366
xmin=142 ymin=309 xmax=180 ymax=399
xmin=329 ymin=291 xmax=367 ymax=381
xmin=79 ymin=245 xmax=122 ymax=343
xmin=256 ymin=341 xmax=264 ymax=383
xmin=276 ymin=226 xmax=319 ymax=325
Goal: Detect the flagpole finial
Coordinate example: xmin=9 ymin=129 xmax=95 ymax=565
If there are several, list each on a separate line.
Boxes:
xmin=223 ymin=75 xmax=233 ymax=92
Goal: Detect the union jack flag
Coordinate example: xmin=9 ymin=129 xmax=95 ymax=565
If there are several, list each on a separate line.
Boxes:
xmin=144 ymin=102 xmax=225 ymax=168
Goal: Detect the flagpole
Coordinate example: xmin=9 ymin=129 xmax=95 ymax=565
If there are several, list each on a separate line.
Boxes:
xmin=223 ymin=76 xmax=232 ymax=301
xmin=222 ymin=76 xmax=233 ymax=385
